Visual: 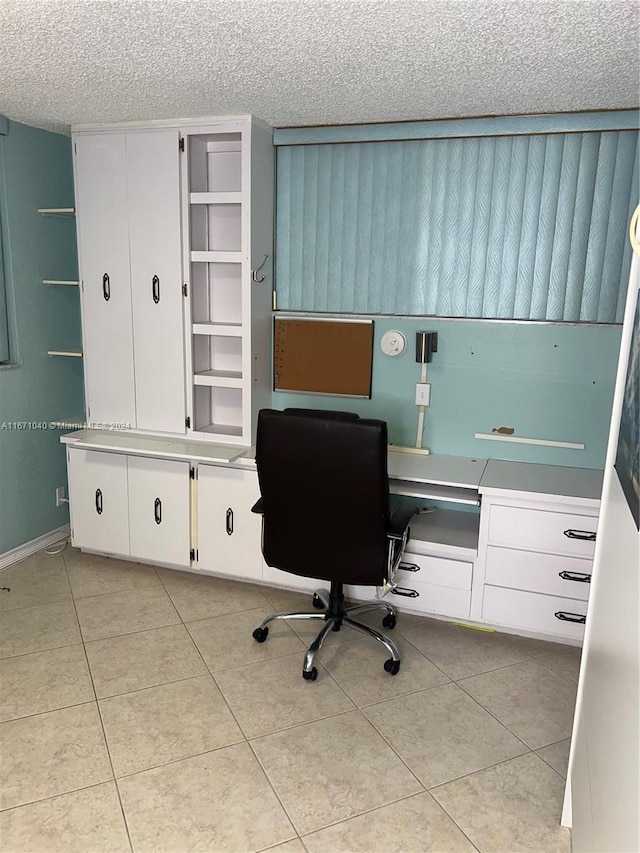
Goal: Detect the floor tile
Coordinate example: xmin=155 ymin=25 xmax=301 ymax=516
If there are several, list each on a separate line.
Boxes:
xmin=0 ymin=782 xmax=131 ymax=852
xmin=0 ymin=599 xmax=81 ymax=659
xmin=288 ymin=615 xmax=361 ymax=647
xmin=398 ymin=617 xmax=533 ymax=680
xmin=259 ymin=585 xmax=319 ymax=610
xmin=0 ymin=702 xmax=112 ymax=810
xmin=99 ymin=675 xmax=244 ymax=776
xmin=538 ymin=647 xmax=583 ymax=683
xmin=302 ymin=790 xmax=478 ymax=852
xmin=536 ymin=738 xmax=571 ymax=778
xmin=319 ymin=636 xmax=449 ymax=706
xmin=65 ymin=549 xmax=160 ymax=598
xmin=0 ymin=644 xmax=94 ymax=722
xmin=117 ymin=743 xmax=295 ymax=852
xmin=363 ymin=682 xmax=527 ymax=789
xmin=75 ymin=585 xmax=180 ymax=642
xmin=251 ymin=710 xmax=423 ymax=835
xmin=85 ymin=624 xmax=207 ymax=698
xmin=458 ymin=659 xmax=578 ymax=749
xmin=432 ymin=753 xmax=571 ymax=853
xmin=158 ymin=570 xmax=271 ymax=621
xmin=265 ymin=841 xmax=307 ymax=853
xmin=214 ymin=652 xmax=354 ymax=738
xmin=186 ymin=607 xmax=305 ymax=672
xmin=0 ymin=551 xmax=71 ymax=611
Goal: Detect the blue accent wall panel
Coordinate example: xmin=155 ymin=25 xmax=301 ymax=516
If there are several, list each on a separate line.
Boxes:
xmin=272 ymin=317 xmax=622 ymax=470
xmin=0 ymin=120 xmax=83 ymax=554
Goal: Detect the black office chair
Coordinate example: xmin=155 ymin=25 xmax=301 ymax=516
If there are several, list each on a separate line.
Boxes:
xmin=251 ymin=408 xmax=417 ymax=681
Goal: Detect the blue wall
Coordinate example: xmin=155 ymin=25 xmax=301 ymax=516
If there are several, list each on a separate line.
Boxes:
xmin=0 ymin=120 xmax=83 ymax=554
xmin=273 ymin=316 xmax=621 ymax=470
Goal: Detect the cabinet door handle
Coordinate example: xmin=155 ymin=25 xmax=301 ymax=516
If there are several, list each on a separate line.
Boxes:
xmin=154 ymin=497 xmax=162 ymax=525
xmin=226 ymin=508 xmax=233 ymax=536
xmin=152 ymin=274 xmax=160 ymax=304
xmin=559 ymin=570 xmax=591 ymax=583
xmin=95 ymin=488 xmax=103 ymax=515
xmin=554 ymin=611 xmax=586 ymax=624
xmin=564 ymin=529 xmax=596 ymax=541
xmin=102 ymin=273 xmax=110 ymax=302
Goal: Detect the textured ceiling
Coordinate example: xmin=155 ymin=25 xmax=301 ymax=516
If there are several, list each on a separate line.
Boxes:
xmin=0 ymin=0 xmax=638 ymax=134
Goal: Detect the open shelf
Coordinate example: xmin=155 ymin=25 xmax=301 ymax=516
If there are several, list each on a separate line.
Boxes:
xmin=191 ymin=262 xmax=242 ymax=326
xmin=190 ymin=192 xmax=242 ymax=205
xmin=405 ymin=508 xmax=480 ymax=560
xmin=191 ymin=250 xmax=242 ymax=264
xmin=193 ymin=385 xmax=243 ymax=436
xmin=191 ymin=203 xmax=242 ymax=253
xmin=42 ymin=279 xmax=80 ymax=286
xmin=189 ymin=133 xmax=242 ymax=193
xmin=192 ymin=322 xmax=242 ymax=337
xmin=194 ymin=370 xmax=243 ymax=388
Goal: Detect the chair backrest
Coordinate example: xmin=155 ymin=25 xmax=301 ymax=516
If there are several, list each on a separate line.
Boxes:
xmin=255 ymin=408 xmax=391 ymax=586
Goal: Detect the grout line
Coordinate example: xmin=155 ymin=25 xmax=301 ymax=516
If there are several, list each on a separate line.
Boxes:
xmin=61 ymin=557 xmax=135 ymax=853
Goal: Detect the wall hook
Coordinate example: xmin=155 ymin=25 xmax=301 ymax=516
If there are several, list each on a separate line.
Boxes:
xmin=252 ymin=254 xmax=269 ymax=283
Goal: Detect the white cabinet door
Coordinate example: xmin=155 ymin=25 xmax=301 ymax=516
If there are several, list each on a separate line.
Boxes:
xmin=128 ymin=456 xmax=191 ymax=566
xmin=127 ymin=132 xmax=186 ymax=434
xmin=197 ymin=465 xmax=263 ymax=580
xmin=67 ymin=448 xmax=130 ymax=555
xmin=74 ymin=134 xmax=136 ymax=426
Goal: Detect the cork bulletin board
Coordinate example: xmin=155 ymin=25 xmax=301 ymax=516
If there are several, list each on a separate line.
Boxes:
xmin=273 ymin=317 xmax=374 ymax=397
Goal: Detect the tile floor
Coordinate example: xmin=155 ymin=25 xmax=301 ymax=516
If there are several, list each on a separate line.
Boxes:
xmin=0 ymin=547 xmax=581 ymax=852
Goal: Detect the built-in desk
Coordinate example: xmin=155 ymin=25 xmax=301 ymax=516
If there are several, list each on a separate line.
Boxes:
xmin=61 ymin=429 xmax=601 ymax=644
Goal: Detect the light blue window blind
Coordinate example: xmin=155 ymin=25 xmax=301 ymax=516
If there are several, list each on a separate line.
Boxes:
xmin=276 ymin=129 xmax=639 ymax=322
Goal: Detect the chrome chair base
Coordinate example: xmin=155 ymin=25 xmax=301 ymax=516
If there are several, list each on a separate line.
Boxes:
xmin=252 ymin=585 xmax=401 ymax=681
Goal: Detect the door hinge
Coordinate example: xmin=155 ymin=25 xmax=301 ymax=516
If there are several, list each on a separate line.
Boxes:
xmin=179 ymin=137 xmax=185 ymax=152
xmin=185 ymin=416 xmax=191 ymax=429
xmin=182 ymin=283 xmax=188 ymax=297
xmin=189 ymin=466 xmax=195 ymax=480
xmin=74 ymin=142 xmax=77 ymax=155
xmin=190 ymin=547 xmax=196 ymax=562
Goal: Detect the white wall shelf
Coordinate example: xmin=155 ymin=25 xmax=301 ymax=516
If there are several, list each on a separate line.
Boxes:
xmin=37 ymin=207 xmax=75 ymax=215
xmin=42 ymin=279 xmax=80 ymax=286
xmin=47 ymin=350 xmax=83 ymax=358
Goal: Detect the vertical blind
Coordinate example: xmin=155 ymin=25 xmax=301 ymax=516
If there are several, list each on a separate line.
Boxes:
xmin=276 ymin=130 xmax=639 ymax=322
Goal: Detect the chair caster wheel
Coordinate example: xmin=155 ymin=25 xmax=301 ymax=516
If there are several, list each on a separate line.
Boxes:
xmin=312 ymin=594 xmax=325 ymax=610
xmin=302 ymin=667 xmax=318 ymax=681
xmin=382 ymin=613 xmax=396 ymax=629
xmin=252 ymin=627 xmax=269 ymax=643
xmin=384 ymin=658 xmax=401 ymax=675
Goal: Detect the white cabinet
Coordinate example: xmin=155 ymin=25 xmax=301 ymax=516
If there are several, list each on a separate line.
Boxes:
xmin=67 ymin=447 xmax=191 ymax=567
xmin=74 ymin=134 xmax=135 ymax=425
xmin=474 ymin=461 xmax=601 ymax=641
xmin=67 ymin=448 xmax=130 ymax=555
xmin=196 ymin=465 xmax=263 ymax=580
xmin=128 ymin=456 xmax=191 ymax=565
xmin=74 ymin=130 xmax=185 ymax=433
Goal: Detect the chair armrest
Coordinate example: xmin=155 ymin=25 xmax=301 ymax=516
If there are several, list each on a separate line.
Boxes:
xmin=388 ymin=504 xmax=419 ymax=538
xmin=251 ymin=498 xmax=264 ymax=514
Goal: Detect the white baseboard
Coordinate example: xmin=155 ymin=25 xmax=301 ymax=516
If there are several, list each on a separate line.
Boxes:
xmin=0 ymin=525 xmax=71 ymax=570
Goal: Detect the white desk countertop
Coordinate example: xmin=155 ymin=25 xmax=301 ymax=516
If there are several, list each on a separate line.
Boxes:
xmin=480 ymin=459 xmax=603 ymax=507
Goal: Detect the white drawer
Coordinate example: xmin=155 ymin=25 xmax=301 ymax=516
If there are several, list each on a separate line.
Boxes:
xmin=488 ymin=504 xmax=597 ymax=558
xmin=399 ymin=551 xmax=473 ymax=591
xmin=346 ymin=579 xmax=471 ymax=621
xmin=482 ymin=585 xmax=587 ymax=640
xmin=485 ymin=546 xmax=591 ymax=601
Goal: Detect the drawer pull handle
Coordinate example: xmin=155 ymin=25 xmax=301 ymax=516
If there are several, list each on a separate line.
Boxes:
xmin=152 ymin=274 xmax=160 ymax=304
xmin=226 ymin=508 xmax=233 ymax=536
xmin=399 ymin=562 xmax=420 ymax=573
xmin=559 ymin=570 xmax=591 ymax=583
xmin=555 ymin=610 xmax=586 ymax=624
xmin=102 ymin=273 xmax=110 ymax=302
xmin=391 ymin=587 xmax=419 ymax=598
xmin=564 ymin=529 xmax=596 ymax=541
xmin=95 ymin=488 xmax=103 ymax=515
xmin=154 ymin=497 xmax=162 ymax=525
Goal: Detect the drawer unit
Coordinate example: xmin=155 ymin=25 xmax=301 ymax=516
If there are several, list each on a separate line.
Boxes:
xmin=482 ymin=585 xmax=587 ymax=641
xmin=399 ymin=551 xmax=473 ymax=591
xmin=485 ymin=546 xmax=591 ymax=601
xmin=488 ymin=504 xmax=597 ymax=558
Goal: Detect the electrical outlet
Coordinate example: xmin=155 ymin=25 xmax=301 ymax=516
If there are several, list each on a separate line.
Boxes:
xmin=415 ymin=383 xmax=431 ymax=406
xmin=55 ymin=486 xmax=66 ymax=507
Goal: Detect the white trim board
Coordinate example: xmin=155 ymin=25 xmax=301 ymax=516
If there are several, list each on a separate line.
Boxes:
xmin=0 ymin=525 xmax=71 ymax=570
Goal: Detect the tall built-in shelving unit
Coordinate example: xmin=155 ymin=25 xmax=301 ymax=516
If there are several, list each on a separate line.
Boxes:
xmin=183 ymin=121 xmax=272 ymax=445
